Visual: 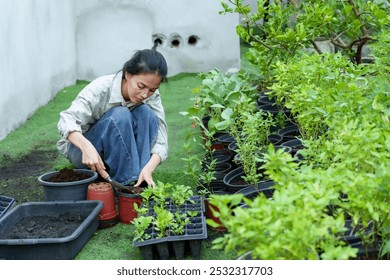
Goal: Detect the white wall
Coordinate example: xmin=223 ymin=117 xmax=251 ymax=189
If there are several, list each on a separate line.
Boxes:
xmin=75 ymin=0 xmax=240 ymax=80
xmin=0 ymin=0 xmax=77 ymax=141
xmin=0 ymin=0 xmax=240 ymax=140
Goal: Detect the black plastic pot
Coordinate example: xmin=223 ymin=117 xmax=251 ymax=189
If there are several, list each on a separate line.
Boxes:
xmin=38 ymin=169 xmax=98 ymax=201
xmin=278 ymin=125 xmax=301 ymax=142
xmin=223 ymin=166 xmax=269 ymax=192
xmin=227 ymin=141 xmax=237 ymax=155
xmin=280 ymin=138 xmax=304 ymax=157
xmin=214 ymin=163 xmax=232 ymax=174
xmin=341 ymin=219 xmax=374 ymax=245
xmin=234 ymin=180 xmax=275 ymax=199
xmin=257 ymin=94 xmax=276 ymax=106
xmin=155 ymin=242 xmax=170 ymax=260
xmin=217 ymin=133 xmax=235 ymax=149
xmin=268 ymin=134 xmax=283 ymax=145
xmin=198 ymin=171 xmax=229 ymax=193
xmin=258 ymin=104 xmax=280 ymax=114
xmin=258 ymin=104 xmax=291 ymax=118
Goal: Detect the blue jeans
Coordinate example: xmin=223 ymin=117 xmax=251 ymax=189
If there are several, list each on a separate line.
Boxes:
xmin=67 ymin=105 xmax=158 ymax=185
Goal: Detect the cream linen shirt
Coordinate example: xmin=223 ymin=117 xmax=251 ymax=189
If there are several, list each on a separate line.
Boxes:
xmin=56 ymin=72 xmax=168 ymax=162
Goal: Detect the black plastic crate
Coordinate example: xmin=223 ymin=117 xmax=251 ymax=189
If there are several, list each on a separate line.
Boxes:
xmin=0 ymin=196 xmax=15 ymax=219
xmin=0 ymin=200 xmax=103 ymax=260
xmin=133 ymin=196 xmax=207 ymax=259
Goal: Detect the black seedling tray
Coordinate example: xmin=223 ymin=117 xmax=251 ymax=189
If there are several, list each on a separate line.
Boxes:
xmin=0 ymin=196 xmax=15 ymax=219
xmin=133 ymin=195 xmax=207 ymax=260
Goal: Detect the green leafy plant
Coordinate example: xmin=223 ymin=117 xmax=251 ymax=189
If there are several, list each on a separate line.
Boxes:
xmin=132 ymin=181 xmax=199 ymax=241
xmin=170 ymin=212 xmax=190 ymax=236
xmin=154 ymin=207 xmax=174 ymax=238
xmin=220 ymin=0 xmax=389 ymax=90
xmin=209 ymin=147 xmax=358 ymax=260
xmin=181 ymin=126 xmax=217 ymax=192
xmin=181 ymin=69 xmax=258 ymax=134
xmin=229 ymin=97 xmax=275 ymax=184
xmin=171 ymin=184 xmax=194 ymax=206
xmin=269 ymin=51 xmax=369 ymax=140
xmin=132 ymin=216 xmax=153 ymax=242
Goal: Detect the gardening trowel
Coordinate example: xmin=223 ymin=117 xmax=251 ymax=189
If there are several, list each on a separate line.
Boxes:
xmin=105 ymin=176 xmax=134 ymax=194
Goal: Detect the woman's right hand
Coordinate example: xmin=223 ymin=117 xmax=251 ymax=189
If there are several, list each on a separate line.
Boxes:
xmin=68 ymin=131 xmax=109 ymax=179
xmin=81 ymin=142 xmax=109 ymax=179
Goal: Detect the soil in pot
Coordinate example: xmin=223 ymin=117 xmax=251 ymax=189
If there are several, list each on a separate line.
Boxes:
xmin=46 ymin=168 xmax=92 ymax=182
xmin=1 ymin=210 xmax=89 ymax=239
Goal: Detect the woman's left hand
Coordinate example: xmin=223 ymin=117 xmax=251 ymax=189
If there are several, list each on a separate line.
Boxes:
xmin=135 ymin=166 xmax=156 ymax=187
xmin=134 ymin=154 xmax=161 ymax=188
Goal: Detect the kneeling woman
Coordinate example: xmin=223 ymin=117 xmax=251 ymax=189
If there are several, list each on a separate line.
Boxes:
xmin=57 ymin=49 xmax=168 ymax=187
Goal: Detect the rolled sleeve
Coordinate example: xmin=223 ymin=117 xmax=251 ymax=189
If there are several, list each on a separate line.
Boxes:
xmin=56 ymin=79 xmax=111 ymax=156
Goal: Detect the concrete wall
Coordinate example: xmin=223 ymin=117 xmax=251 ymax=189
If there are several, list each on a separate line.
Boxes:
xmin=75 ymin=0 xmax=240 ymax=80
xmin=0 ymin=0 xmax=76 ymax=140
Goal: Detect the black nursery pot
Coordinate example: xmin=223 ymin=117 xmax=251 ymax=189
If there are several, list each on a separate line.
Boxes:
xmin=214 ymin=162 xmax=232 ymax=174
xmin=234 ymin=181 xmax=275 ymax=200
xmin=38 ymin=169 xmax=98 ymax=201
xmin=217 ymin=133 xmax=235 ymax=149
xmin=258 ymin=104 xmax=280 ymax=115
xmin=257 ymin=94 xmax=276 ymax=106
xmin=223 ymin=166 xmax=264 ymax=192
xmin=258 ymin=104 xmax=291 ymax=117
xmin=268 ymin=134 xmax=283 ymax=146
xmin=227 ymin=141 xmax=237 ymax=155
xmin=278 ymin=125 xmax=301 ymax=142
xmin=280 ymin=138 xmax=304 ymax=158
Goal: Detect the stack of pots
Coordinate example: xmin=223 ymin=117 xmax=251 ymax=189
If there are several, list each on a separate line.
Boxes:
xmin=87 ymin=182 xmax=119 ymax=228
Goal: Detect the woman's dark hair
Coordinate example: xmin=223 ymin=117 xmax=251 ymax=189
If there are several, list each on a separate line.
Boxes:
xmin=121 ymin=48 xmax=168 ymax=82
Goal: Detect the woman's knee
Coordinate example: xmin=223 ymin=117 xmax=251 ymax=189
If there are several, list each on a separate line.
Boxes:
xmin=105 ymin=106 xmax=132 ymax=123
xmin=133 ymin=105 xmax=158 ymax=124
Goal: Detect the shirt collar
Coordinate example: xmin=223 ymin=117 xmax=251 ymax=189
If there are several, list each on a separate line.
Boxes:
xmin=109 ymin=72 xmax=127 ymax=104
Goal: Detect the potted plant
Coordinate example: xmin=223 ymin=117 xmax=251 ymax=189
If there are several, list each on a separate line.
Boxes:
xmin=181 ymin=69 xmax=258 ymax=138
xmin=196 ymin=0 xmax=390 ymax=260
xmin=210 ymin=148 xmax=359 ymax=260
xmin=223 ymin=96 xmax=276 ymax=192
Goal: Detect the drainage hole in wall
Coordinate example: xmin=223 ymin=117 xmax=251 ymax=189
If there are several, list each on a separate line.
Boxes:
xmin=171 ymin=39 xmax=180 ymax=48
xmin=152 ymin=34 xmax=166 ymax=48
xmin=154 ymin=38 xmax=163 ymax=46
xmin=188 ymin=35 xmax=199 ymax=46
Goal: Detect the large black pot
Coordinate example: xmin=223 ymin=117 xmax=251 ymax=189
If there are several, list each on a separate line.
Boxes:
xmin=280 ymin=138 xmax=304 ymax=158
xmin=234 ymin=180 xmax=275 ymax=199
xmin=38 ymin=169 xmax=98 ymax=201
xmin=278 ymin=125 xmax=301 ymax=142
xmin=223 ymin=166 xmax=270 ymax=193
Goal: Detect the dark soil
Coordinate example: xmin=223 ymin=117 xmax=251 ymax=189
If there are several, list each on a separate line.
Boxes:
xmin=1 ymin=210 xmax=89 ymax=239
xmin=47 ymin=168 xmax=92 ymax=182
xmin=0 ymin=149 xmax=61 ymax=203
xmin=230 ymin=177 xmax=248 ymax=185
